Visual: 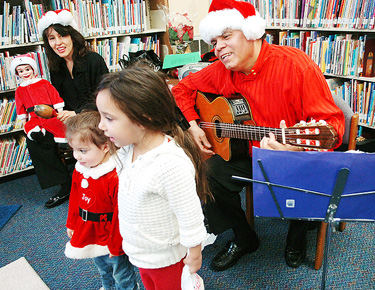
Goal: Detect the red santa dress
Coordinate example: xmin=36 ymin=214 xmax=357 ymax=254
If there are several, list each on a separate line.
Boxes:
xmin=65 ymin=155 xmax=124 ymax=259
xmin=15 ymin=78 xmax=66 ymax=143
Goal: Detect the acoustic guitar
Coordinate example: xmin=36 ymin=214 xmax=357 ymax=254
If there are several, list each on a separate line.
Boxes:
xmin=195 ymin=92 xmax=339 ymax=161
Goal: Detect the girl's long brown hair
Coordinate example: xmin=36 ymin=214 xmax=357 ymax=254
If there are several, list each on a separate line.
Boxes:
xmin=96 ymin=67 xmax=212 ymax=203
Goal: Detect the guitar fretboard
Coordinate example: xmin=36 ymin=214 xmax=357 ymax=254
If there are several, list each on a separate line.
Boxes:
xmin=200 ymin=122 xmax=287 ymax=143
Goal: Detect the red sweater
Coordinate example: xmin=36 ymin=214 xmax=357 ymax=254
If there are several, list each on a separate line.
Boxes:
xmin=65 ymin=156 xmax=124 ymax=259
xmin=172 ymin=41 xmax=345 ymax=151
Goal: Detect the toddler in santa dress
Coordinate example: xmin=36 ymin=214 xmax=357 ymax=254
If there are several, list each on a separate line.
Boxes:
xmin=64 ymin=111 xmax=138 ymax=290
xmin=11 ymin=54 xmax=67 ymax=144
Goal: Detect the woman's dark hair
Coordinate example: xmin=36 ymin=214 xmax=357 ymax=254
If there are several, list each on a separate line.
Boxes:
xmin=96 ymin=66 xmax=212 ymax=203
xmin=42 ymin=24 xmax=90 ymax=71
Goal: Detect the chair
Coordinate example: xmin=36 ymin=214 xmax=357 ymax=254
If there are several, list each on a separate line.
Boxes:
xmin=57 ymin=145 xmax=74 ymax=166
xmin=245 ymin=96 xmax=359 ymax=270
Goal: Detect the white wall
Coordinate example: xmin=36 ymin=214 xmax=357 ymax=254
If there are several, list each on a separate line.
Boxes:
xmin=168 ymin=0 xmax=210 ymax=37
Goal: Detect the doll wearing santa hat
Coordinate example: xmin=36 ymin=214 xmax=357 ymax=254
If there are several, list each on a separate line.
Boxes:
xmin=11 ymin=54 xmax=67 ymax=144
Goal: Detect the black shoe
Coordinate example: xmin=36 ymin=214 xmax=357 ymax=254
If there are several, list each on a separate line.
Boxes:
xmin=285 ymin=245 xmax=306 ymax=268
xmin=210 ymin=239 xmax=260 ymax=271
xmin=30 ymin=131 xmax=45 ymax=143
xmin=45 ymin=192 xmax=70 ymax=208
xmin=285 ymin=220 xmax=308 ymax=268
xmin=45 ymin=181 xmax=71 ymax=208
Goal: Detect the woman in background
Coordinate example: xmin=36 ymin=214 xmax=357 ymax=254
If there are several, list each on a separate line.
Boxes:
xmin=31 ymin=9 xmax=108 ymax=208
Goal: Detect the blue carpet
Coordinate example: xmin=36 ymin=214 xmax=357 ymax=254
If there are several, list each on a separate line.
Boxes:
xmin=0 ymin=205 xmax=22 ymax=231
xmin=1 ymin=174 xmax=375 ymax=289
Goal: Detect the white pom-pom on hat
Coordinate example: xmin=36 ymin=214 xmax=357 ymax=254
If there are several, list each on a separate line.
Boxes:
xmin=199 ymin=0 xmax=266 ymax=44
xmin=37 ymin=9 xmax=78 ymax=37
xmin=10 ymin=53 xmax=38 ymax=76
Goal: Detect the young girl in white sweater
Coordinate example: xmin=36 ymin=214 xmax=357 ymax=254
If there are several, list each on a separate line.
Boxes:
xmin=96 ymin=66 xmax=211 ymax=290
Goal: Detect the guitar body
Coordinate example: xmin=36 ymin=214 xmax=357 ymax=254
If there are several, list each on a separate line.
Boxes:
xmin=196 ymin=92 xmax=254 ymax=161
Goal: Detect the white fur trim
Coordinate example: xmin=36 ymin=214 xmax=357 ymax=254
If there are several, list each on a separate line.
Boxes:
xmin=75 ymin=155 xmax=116 ymax=179
xmin=10 ymin=56 xmax=38 ymax=76
xmin=199 ymin=9 xmax=265 ymax=44
xmin=199 ymin=9 xmax=244 ymax=44
xmin=27 ymin=126 xmax=44 ymax=140
xmin=65 ymin=241 xmax=110 ymax=259
xmin=53 ymin=102 xmax=65 ymax=110
xmin=19 ymin=77 xmax=42 ymax=87
xmin=54 ymin=137 xmax=68 ymax=143
xmin=18 ymin=114 xmax=27 ymax=120
xmin=38 ymin=10 xmax=78 ymax=37
xmin=242 ymin=13 xmax=266 ymax=41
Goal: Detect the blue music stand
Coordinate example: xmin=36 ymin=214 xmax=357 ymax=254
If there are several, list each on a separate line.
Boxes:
xmin=232 ymin=147 xmax=375 ymax=290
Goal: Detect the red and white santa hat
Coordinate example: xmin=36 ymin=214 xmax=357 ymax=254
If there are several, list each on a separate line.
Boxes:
xmin=37 ymin=9 xmax=78 ymax=37
xmin=10 ymin=53 xmax=38 ymax=76
xmin=199 ymin=0 xmax=266 ymax=44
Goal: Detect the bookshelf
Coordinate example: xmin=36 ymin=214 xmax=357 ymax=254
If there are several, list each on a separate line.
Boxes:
xmin=245 ymin=0 xmax=375 ymax=132
xmin=0 ymin=0 xmax=169 ymax=178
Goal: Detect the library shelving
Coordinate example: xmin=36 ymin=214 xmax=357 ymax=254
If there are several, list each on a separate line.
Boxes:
xmin=245 ymin=0 xmax=375 ymax=134
xmin=0 ymin=0 xmax=169 ymax=178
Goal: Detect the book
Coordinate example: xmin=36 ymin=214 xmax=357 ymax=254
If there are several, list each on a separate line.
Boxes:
xmin=320 ymin=38 xmax=329 ymax=72
xmin=0 ymin=137 xmax=11 ymax=174
xmin=3 ymin=137 xmax=15 ymax=174
xmin=361 ymin=37 xmax=375 ymax=77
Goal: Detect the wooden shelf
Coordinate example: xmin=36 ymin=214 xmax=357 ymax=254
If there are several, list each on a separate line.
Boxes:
xmin=0 ymin=128 xmax=24 ymax=137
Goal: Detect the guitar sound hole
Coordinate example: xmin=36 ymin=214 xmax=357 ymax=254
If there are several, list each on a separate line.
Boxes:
xmin=215 ymin=120 xmax=222 ymax=138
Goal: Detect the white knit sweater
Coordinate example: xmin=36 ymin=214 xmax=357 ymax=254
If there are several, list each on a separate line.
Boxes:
xmin=116 ymin=135 xmax=207 ymax=269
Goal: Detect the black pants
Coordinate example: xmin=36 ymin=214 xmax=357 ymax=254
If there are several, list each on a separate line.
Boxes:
xmin=204 ymin=154 xmax=257 ymax=246
xmin=26 ymin=131 xmax=71 ymax=189
xmin=204 ymin=154 xmax=309 ymax=248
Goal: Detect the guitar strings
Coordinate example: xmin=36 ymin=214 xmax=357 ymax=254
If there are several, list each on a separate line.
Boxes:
xmin=198 ymin=122 xmax=328 ymax=149
xmin=199 ymin=122 xmax=301 ymax=140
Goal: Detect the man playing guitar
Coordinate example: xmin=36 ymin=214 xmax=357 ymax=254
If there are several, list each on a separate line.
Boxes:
xmin=172 ymin=0 xmax=345 ymax=271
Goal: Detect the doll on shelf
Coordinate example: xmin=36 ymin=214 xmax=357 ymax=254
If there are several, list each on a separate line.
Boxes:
xmin=11 ymin=54 xmax=67 ymax=146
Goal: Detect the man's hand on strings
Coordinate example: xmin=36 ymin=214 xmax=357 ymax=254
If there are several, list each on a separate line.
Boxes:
xmin=260 ymin=120 xmax=303 ymax=151
xmin=189 ymin=120 xmax=215 ymax=156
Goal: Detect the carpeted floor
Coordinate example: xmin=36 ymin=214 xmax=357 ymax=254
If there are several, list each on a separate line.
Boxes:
xmin=0 ymin=173 xmax=374 ymax=289
xmin=0 ymin=204 xmax=21 ymax=230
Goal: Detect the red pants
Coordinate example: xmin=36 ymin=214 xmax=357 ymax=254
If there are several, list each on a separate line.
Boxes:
xmin=139 ymin=259 xmax=184 ymax=290
xmin=25 ymin=113 xmax=66 ymax=143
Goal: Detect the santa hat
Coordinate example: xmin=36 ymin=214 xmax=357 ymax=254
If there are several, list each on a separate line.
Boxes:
xmin=10 ymin=54 xmax=38 ymax=76
xmin=199 ymin=0 xmax=266 ymax=44
xmin=37 ymin=9 xmax=78 ymax=37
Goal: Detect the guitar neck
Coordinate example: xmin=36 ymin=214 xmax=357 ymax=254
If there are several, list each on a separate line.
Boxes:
xmin=199 ymin=121 xmax=338 ymax=149
xmin=200 ymin=122 xmax=286 ymax=143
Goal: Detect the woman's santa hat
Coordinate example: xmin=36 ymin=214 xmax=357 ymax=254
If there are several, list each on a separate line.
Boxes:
xmin=10 ymin=54 xmax=38 ymax=76
xmin=37 ymin=9 xmax=78 ymax=37
xmin=199 ymin=0 xmax=266 ymax=44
